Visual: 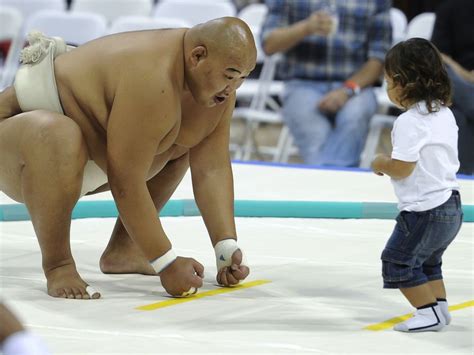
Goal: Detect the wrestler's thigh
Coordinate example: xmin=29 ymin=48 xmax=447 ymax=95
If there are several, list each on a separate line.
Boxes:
xmin=0 ymin=110 xmax=87 ymax=202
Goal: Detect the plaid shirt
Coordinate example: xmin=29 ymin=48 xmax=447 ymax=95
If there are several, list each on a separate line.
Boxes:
xmin=261 ymin=0 xmax=392 ymax=81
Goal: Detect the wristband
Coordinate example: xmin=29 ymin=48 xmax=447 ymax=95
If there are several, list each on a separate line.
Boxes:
xmin=343 ymin=80 xmax=361 ymax=96
xmin=214 ymin=239 xmax=248 ymax=270
xmin=150 ymin=249 xmax=177 ymax=274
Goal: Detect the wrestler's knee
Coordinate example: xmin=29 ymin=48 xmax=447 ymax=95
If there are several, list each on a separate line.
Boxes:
xmin=29 ymin=111 xmax=88 ymax=168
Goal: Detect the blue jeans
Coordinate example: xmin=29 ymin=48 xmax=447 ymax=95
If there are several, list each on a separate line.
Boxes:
xmin=381 ymin=191 xmax=463 ymax=289
xmin=282 ymin=80 xmax=377 ymax=167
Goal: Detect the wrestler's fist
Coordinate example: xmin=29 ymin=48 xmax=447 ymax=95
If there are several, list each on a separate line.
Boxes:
xmin=160 ymin=257 xmax=204 ymax=297
xmin=216 ymin=249 xmax=250 ymax=286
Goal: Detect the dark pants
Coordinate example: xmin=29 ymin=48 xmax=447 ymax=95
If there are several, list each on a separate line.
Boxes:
xmin=447 ymin=65 xmax=474 ymax=175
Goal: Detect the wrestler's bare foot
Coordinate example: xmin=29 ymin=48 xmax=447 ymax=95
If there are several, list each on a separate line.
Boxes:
xmin=45 ymin=262 xmax=100 ymax=299
xmin=99 ymin=234 xmax=156 ymax=275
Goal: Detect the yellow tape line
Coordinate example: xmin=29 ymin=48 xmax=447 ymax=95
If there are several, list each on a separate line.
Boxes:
xmin=136 ymin=279 xmax=271 ymax=311
xmin=364 ymin=299 xmax=474 ymax=331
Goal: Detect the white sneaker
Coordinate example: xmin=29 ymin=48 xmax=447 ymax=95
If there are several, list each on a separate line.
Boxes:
xmin=437 ymin=300 xmax=451 ymax=325
xmin=394 ymin=304 xmax=446 ymax=332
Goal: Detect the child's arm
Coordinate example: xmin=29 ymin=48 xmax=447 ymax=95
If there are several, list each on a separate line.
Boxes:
xmin=371 ymin=153 xmax=416 ymax=180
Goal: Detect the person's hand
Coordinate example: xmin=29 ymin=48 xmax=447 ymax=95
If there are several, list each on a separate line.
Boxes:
xmin=442 ymin=53 xmax=474 ymax=84
xmin=318 ymin=88 xmax=349 ymax=114
xmin=371 ymin=154 xmax=387 ymax=176
xmin=159 ymin=257 xmax=204 ymax=297
xmin=305 ymin=11 xmax=336 ymax=36
xmin=216 ymin=249 xmax=249 ymax=286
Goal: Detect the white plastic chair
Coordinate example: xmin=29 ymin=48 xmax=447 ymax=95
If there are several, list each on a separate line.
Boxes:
xmin=238 ymin=3 xmax=268 ymax=29
xmin=234 ymin=4 xmax=294 ymax=161
xmin=238 ymin=3 xmax=268 ymax=63
xmin=0 ymin=6 xmax=23 ymax=42
xmin=236 ymin=3 xmax=281 ymax=104
xmin=24 ymin=10 xmax=107 ymax=45
xmin=390 ymin=7 xmax=407 ymax=45
xmin=0 ymin=10 xmax=108 ymax=89
xmin=108 ymin=16 xmax=191 ymax=34
xmin=0 ymin=0 xmax=66 ymax=20
xmin=406 ymin=12 xmax=436 ymax=40
xmin=0 ymin=6 xmax=23 ymax=80
xmin=153 ymin=0 xmax=236 ymax=26
xmin=71 ymin=0 xmax=154 ymax=23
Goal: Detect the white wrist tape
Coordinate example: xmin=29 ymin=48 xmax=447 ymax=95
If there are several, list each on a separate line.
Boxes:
xmin=2 ymin=331 xmax=51 ymax=355
xmin=150 ymin=249 xmax=177 ymax=274
xmin=214 ymin=239 xmax=247 ymax=270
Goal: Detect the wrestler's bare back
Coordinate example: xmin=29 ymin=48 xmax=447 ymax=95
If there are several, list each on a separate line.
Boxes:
xmin=54 ymin=28 xmax=229 ymax=179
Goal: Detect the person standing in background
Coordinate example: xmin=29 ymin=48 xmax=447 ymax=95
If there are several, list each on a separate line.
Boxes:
xmin=431 ymin=0 xmax=474 ymax=175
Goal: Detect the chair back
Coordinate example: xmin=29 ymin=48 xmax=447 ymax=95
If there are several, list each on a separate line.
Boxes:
xmin=72 ymin=0 xmax=153 ymax=23
xmin=390 ymin=7 xmax=407 ymax=45
xmin=238 ymin=3 xmax=268 ymax=29
xmin=108 ymin=16 xmax=191 ymax=34
xmin=0 ymin=10 xmax=107 ymax=88
xmin=0 ymin=6 xmax=24 ymax=41
xmin=238 ymin=3 xmax=268 ymax=63
xmin=406 ymin=12 xmax=436 ymax=40
xmin=24 ymin=10 xmax=108 ymax=45
xmin=153 ymin=0 xmax=236 ymax=26
xmin=0 ymin=0 xmax=65 ymax=21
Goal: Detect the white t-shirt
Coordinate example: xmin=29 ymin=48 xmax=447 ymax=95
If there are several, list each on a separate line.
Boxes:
xmin=390 ymin=102 xmax=460 ymax=212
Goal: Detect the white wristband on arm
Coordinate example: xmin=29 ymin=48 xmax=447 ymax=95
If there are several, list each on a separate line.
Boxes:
xmin=151 ymin=249 xmax=197 ymax=297
xmin=150 ymin=249 xmax=177 ymax=274
xmin=214 ymin=239 xmax=248 ymax=270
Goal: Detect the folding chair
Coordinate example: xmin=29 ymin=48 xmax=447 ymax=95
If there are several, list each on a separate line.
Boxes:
xmin=0 ymin=0 xmax=66 ymax=20
xmin=71 ymin=0 xmax=154 ymax=23
xmin=108 ymin=16 xmax=190 ymax=34
xmin=233 ymin=54 xmax=296 ymax=162
xmin=0 ymin=10 xmax=107 ymax=89
xmin=153 ymin=0 xmax=236 ymax=26
xmin=236 ymin=3 xmax=283 ymax=112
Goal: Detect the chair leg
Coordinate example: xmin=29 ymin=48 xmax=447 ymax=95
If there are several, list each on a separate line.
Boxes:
xmin=241 ymin=120 xmax=259 ymax=161
xmin=273 ymin=125 xmax=290 ymax=163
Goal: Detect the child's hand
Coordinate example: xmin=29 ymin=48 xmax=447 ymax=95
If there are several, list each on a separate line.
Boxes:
xmin=371 ymin=154 xmax=387 ymax=176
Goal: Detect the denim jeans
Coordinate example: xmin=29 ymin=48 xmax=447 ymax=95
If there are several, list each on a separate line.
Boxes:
xmin=381 ymin=191 xmax=463 ymax=289
xmin=282 ymin=80 xmax=377 ymax=167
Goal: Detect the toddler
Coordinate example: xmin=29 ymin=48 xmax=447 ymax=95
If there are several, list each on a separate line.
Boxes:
xmin=371 ymin=38 xmax=463 ymax=332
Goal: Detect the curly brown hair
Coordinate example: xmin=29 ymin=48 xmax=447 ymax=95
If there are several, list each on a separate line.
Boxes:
xmin=384 ymin=38 xmax=452 ymax=113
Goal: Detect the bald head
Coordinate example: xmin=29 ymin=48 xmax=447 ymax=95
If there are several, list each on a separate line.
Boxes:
xmin=186 ymin=17 xmax=257 ymax=68
xmin=183 ymin=17 xmax=257 ymax=107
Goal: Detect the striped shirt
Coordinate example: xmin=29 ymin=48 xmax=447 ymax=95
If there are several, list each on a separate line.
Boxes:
xmin=261 ymin=0 xmax=392 ymax=81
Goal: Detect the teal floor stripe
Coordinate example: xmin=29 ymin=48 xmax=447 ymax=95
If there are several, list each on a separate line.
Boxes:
xmin=0 ymin=200 xmax=472 ymax=222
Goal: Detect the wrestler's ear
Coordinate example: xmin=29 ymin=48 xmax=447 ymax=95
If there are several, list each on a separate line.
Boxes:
xmin=190 ymin=46 xmax=208 ymax=67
